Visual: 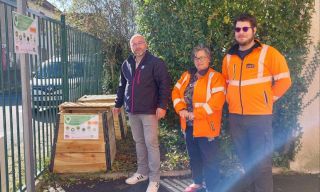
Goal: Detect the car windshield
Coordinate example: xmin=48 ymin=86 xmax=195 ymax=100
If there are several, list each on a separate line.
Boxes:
xmin=36 ymin=61 xmax=62 ymax=78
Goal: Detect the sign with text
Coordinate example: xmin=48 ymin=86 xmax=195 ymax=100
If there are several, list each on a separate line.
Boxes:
xmin=64 ymin=114 xmax=99 ymax=140
xmin=13 ymin=12 xmax=38 ymax=54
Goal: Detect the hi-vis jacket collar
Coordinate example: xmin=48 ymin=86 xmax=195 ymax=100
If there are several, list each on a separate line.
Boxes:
xmin=227 ymin=39 xmax=262 ymax=55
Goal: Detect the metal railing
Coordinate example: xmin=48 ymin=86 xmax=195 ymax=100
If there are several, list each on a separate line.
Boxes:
xmin=0 ymin=0 xmax=104 ymax=191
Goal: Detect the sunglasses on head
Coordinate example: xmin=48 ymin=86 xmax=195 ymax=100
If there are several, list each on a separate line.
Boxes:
xmin=234 ymin=26 xmax=253 ymax=32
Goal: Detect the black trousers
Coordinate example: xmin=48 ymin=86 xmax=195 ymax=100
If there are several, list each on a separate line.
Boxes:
xmin=185 ymin=126 xmax=220 ymax=191
xmin=229 ymin=114 xmax=273 ymax=192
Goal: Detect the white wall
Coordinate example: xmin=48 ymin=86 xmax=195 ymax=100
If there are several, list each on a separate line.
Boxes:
xmin=290 ymin=0 xmax=320 ymax=173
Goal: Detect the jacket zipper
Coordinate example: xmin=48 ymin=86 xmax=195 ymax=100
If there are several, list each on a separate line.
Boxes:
xmin=131 ymin=68 xmax=140 ymax=113
xmin=137 ymin=69 xmax=141 ymax=85
xmin=239 ymin=60 xmax=244 ymax=114
xmin=233 ymin=64 xmax=236 ymax=80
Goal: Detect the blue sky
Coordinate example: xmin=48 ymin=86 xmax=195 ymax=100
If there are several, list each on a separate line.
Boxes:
xmin=47 ymin=0 xmax=71 ymax=12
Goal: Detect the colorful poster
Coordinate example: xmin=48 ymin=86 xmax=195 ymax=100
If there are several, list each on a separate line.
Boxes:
xmin=13 ymin=12 xmax=38 ymax=54
xmin=64 ymin=114 xmax=99 ymax=140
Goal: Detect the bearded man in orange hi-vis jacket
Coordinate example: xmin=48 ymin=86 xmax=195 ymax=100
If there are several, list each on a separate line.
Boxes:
xmin=222 ymin=13 xmax=292 ymax=192
xmin=172 ymin=44 xmax=226 ymax=192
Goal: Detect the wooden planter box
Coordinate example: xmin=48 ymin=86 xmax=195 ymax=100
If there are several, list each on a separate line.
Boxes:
xmin=77 ymin=95 xmax=128 ymax=140
xmin=50 ymin=103 xmax=116 ymax=173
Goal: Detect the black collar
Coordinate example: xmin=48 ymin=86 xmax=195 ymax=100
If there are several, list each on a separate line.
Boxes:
xmin=227 ymin=40 xmax=262 ymax=55
xmin=128 ymin=50 xmax=150 ymax=64
xmin=188 ymin=67 xmax=210 ymax=76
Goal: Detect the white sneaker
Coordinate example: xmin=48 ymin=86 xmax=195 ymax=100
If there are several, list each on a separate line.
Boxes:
xmin=125 ymin=173 xmax=148 ymax=185
xmin=146 ymin=181 xmax=160 ymax=192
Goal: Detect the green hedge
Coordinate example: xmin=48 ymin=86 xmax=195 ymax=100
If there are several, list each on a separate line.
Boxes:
xmin=134 ymin=0 xmax=316 ymax=167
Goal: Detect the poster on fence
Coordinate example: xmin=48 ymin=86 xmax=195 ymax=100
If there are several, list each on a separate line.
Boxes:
xmin=64 ymin=114 xmax=99 ymax=140
xmin=13 ymin=12 xmax=38 ymax=55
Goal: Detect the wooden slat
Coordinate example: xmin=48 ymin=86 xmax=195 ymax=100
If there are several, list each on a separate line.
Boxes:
xmin=113 ymin=114 xmax=122 ymax=140
xmin=53 ymin=153 xmax=106 ymax=173
xmin=77 ymin=95 xmax=116 ymax=102
xmin=106 ymin=111 xmax=116 ymax=164
xmin=59 ymin=102 xmax=114 ymax=112
xmin=55 ymin=141 xmax=105 ymax=153
xmin=61 ymin=109 xmax=110 ymax=114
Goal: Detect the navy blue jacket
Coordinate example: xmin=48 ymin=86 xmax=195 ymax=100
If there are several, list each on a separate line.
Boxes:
xmin=115 ymin=51 xmax=171 ymax=114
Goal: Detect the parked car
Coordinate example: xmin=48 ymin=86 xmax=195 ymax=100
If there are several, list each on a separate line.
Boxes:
xmin=31 ymin=58 xmax=84 ymax=111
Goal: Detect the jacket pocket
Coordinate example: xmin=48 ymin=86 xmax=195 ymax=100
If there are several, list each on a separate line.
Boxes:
xmin=263 ymin=91 xmax=268 ymax=105
xmin=206 ymin=115 xmax=217 ymax=134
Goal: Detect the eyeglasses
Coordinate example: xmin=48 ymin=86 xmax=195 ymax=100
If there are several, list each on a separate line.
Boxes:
xmin=234 ymin=26 xmax=253 ymax=33
xmin=194 ymin=56 xmax=208 ymax=62
xmin=131 ymin=41 xmax=145 ymax=47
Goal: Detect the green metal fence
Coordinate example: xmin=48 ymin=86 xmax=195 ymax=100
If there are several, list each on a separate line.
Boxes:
xmin=0 ymin=0 xmax=104 ymax=191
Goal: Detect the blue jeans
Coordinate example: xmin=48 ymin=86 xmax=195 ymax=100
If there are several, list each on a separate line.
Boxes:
xmin=185 ymin=126 xmax=221 ymax=191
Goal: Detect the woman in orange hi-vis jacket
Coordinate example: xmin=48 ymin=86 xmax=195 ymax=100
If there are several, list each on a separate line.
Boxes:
xmin=172 ymin=45 xmax=226 ymax=192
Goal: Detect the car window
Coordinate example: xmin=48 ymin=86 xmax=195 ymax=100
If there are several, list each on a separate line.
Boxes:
xmin=36 ymin=61 xmax=63 ymax=78
xmin=69 ymin=62 xmax=84 ymax=77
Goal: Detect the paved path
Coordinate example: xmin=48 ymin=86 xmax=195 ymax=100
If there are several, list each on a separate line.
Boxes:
xmin=58 ymin=174 xmax=319 ymax=192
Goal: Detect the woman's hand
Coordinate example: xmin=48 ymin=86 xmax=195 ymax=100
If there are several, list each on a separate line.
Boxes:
xmin=187 ymin=112 xmax=194 ymax=120
xmin=179 ymin=109 xmax=189 ymax=118
xmin=179 ymin=110 xmax=194 ymax=120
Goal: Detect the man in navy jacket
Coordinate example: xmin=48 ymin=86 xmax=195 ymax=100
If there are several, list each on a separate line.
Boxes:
xmin=113 ymin=34 xmax=171 ymax=192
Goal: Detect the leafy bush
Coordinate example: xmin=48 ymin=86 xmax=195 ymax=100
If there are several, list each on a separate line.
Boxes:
xmin=159 ymin=127 xmax=189 ymax=170
xmin=134 ymin=0 xmax=316 ymax=167
xmin=62 ymin=0 xmax=136 ymax=93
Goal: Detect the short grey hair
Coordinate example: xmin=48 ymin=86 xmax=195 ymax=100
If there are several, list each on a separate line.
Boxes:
xmin=191 ymin=44 xmax=211 ymax=60
xmin=129 ymin=34 xmax=146 ymax=45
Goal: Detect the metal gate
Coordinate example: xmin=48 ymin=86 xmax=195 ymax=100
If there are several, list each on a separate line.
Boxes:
xmin=0 ymin=0 xmax=104 ymax=191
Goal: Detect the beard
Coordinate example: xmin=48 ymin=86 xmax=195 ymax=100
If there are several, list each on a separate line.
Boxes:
xmin=236 ymin=35 xmax=255 ymax=46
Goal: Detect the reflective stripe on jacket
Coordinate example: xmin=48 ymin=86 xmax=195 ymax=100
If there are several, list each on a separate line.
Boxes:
xmin=222 ymin=41 xmax=292 ymax=115
xmin=172 ymin=68 xmax=226 ymax=138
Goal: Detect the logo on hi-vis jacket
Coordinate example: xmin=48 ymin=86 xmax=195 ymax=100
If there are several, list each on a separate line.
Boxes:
xmin=246 ymin=64 xmax=255 ymax=69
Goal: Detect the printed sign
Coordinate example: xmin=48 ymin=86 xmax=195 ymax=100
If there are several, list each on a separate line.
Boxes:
xmin=13 ymin=12 xmax=38 ymax=54
xmin=64 ymin=114 xmax=99 ymax=140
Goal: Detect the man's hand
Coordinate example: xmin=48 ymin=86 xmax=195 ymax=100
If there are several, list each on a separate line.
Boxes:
xmin=112 ymin=107 xmax=120 ymax=116
xmin=156 ymin=108 xmax=166 ymax=120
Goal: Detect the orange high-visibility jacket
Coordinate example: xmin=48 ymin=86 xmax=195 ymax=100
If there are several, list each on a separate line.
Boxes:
xmin=222 ymin=41 xmax=292 ymax=115
xmin=172 ymin=68 xmax=226 ymax=138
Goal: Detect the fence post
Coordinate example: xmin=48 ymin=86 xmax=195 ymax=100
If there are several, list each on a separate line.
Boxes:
xmin=17 ymin=0 xmax=35 ymax=191
xmin=0 ymin=135 xmax=7 ymax=192
xmin=61 ymin=14 xmax=69 ymax=102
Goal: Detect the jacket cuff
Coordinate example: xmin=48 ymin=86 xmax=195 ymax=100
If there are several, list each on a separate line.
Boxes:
xmin=115 ymin=103 xmax=122 ymax=108
xmin=157 ymin=103 xmax=167 ymax=110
